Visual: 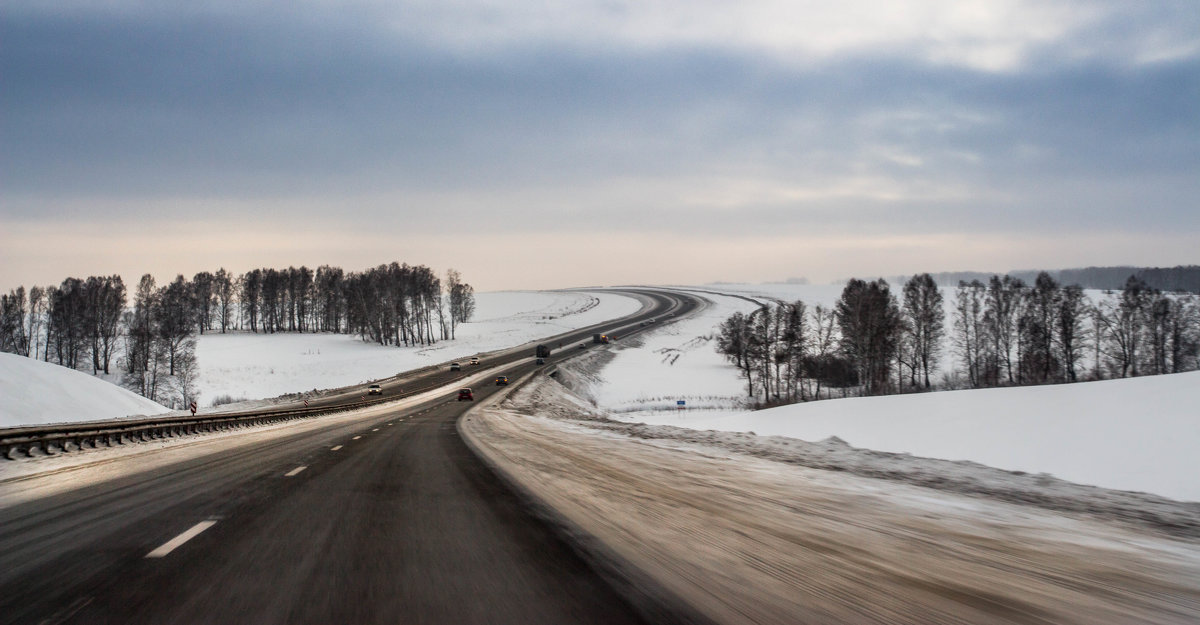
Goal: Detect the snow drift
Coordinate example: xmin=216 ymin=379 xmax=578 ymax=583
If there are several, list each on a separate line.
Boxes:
xmin=0 ymin=352 xmax=170 ymax=427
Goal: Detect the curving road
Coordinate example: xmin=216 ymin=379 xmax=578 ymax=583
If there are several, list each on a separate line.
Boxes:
xmin=0 ymin=289 xmax=703 ymax=625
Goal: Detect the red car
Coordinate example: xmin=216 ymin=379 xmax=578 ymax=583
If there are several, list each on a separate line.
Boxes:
xmin=457 ymin=388 xmax=474 ymax=401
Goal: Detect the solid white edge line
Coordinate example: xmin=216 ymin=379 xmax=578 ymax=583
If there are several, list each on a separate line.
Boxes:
xmin=145 ymin=520 xmax=218 ymax=558
xmin=331 ymin=445 xmax=343 ymax=451
xmin=284 ymin=466 xmax=307 ymax=477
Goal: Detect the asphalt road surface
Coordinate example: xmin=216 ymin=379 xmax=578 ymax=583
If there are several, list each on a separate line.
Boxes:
xmin=0 ymin=289 xmax=702 ymax=625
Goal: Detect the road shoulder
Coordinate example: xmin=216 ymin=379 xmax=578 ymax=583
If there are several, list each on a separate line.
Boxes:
xmin=461 ymin=374 xmax=1200 ymax=625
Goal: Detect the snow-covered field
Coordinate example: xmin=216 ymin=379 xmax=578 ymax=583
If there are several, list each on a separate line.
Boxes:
xmin=576 ymin=285 xmax=1200 ymax=502
xmin=0 ymin=352 xmax=170 ymax=427
xmin=578 ymin=292 xmax=761 ymax=414
xmin=0 ymin=290 xmax=641 ymax=426
xmin=196 ymin=290 xmax=640 ymax=404
xmin=596 ymin=368 xmax=1200 ymax=502
xmin=578 ymin=284 xmax=889 ymax=419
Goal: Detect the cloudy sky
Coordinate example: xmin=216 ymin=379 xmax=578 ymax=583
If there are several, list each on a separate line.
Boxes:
xmin=2 ymin=1 xmax=1197 ymax=291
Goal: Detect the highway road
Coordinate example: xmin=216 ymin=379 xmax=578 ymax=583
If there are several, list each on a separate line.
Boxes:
xmin=0 ymin=289 xmax=703 ymax=625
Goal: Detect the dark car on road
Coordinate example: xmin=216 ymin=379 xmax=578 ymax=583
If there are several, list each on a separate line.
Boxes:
xmin=457 ymin=388 xmax=473 ymax=401
xmin=495 ymin=376 xmax=509 ymax=386
xmin=450 ymin=362 xmax=461 ymax=371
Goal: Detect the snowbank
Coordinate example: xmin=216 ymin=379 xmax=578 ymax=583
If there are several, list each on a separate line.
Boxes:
xmin=0 ymin=352 xmax=169 ymax=427
xmin=604 ymin=371 xmax=1200 ymax=502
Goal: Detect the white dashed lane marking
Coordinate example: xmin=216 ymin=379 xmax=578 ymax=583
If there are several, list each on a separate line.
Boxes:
xmin=352 ymin=436 xmax=362 ymax=440
xmin=146 ymin=520 xmax=218 ymax=559
xmin=284 ymin=466 xmax=307 ymax=477
xmin=331 ymin=445 xmax=343 ymax=451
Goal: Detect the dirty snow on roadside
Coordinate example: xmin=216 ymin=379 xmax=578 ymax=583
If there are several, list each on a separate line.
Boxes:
xmin=463 ymin=371 xmax=1200 ymax=625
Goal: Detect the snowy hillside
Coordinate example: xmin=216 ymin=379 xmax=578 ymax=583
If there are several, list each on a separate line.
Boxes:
xmin=1 ymin=290 xmax=640 ymax=428
xmin=582 ymin=290 xmax=761 ymax=413
xmin=602 ymin=370 xmax=1200 ymax=501
xmin=577 ymin=286 xmax=1200 ymax=501
xmin=564 ymin=285 xmax=1200 ymax=499
xmin=0 ymin=352 xmax=170 ymax=427
xmin=196 ymin=290 xmax=640 ymax=404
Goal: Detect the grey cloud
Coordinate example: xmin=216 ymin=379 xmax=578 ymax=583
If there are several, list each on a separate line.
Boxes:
xmin=1 ymin=4 xmax=1198 ymax=241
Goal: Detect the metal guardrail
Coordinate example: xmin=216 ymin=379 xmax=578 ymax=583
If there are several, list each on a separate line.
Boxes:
xmin=0 ymin=352 xmax=571 ymax=461
xmin=0 ymin=395 xmax=399 ymax=461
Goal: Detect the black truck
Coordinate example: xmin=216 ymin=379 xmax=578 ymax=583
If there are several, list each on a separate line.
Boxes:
xmin=536 ymin=344 xmax=551 ymax=358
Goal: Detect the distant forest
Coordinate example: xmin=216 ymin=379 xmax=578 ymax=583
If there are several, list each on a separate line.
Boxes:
xmin=719 ymin=270 xmax=1200 ymax=405
xmin=0 ymin=262 xmax=475 ymax=409
xmin=906 ymin=265 xmax=1200 ymax=293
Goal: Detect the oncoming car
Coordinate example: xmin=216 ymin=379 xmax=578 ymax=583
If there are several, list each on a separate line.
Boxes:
xmin=469 ymin=357 xmax=480 ymax=365
xmin=495 ymin=376 xmax=509 ymax=386
xmin=367 ymin=384 xmax=383 ymax=395
xmin=457 ymin=388 xmax=474 ymax=401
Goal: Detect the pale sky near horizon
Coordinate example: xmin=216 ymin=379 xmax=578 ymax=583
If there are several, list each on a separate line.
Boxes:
xmin=2 ymin=1 xmax=1197 ymax=292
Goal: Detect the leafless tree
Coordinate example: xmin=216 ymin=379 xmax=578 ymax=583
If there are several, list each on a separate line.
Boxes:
xmin=836 ymin=279 xmax=902 ymax=396
xmin=985 ymin=275 xmax=1025 ymax=384
xmin=1055 ymin=284 xmax=1089 ymax=382
xmin=953 ymin=280 xmax=989 ymax=387
xmin=902 ymin=273 xmax=944 ymax=390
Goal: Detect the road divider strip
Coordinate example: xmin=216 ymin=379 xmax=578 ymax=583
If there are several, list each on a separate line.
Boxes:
xmin=145 ymin=520 xmax=218 ymax=558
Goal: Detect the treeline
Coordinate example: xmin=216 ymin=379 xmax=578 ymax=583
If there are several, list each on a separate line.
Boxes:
xmin=235 ymin=263 xmax=474 ymax=345
xmin=915 ymin=265 xmax=1200 ymax=293
xmin=716 ymin=274 xmax=944 ymax=403
xmin=0 ymin=277 xmax=125 ymax=374
xmin=0 ymin=262 xmax=476 ymax=408
xmin=954 ymin=274 xmax=1197 ymax=386
xmin=717 ymin=272 xmax=1200 ymax=404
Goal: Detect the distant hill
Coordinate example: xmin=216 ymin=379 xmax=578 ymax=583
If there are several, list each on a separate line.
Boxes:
xmin=899 ymin=265 xmax=1200 ymax=293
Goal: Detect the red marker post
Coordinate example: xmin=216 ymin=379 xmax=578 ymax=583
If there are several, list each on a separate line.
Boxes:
xmin=189 ymin=401 xmax=198 ymax=416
